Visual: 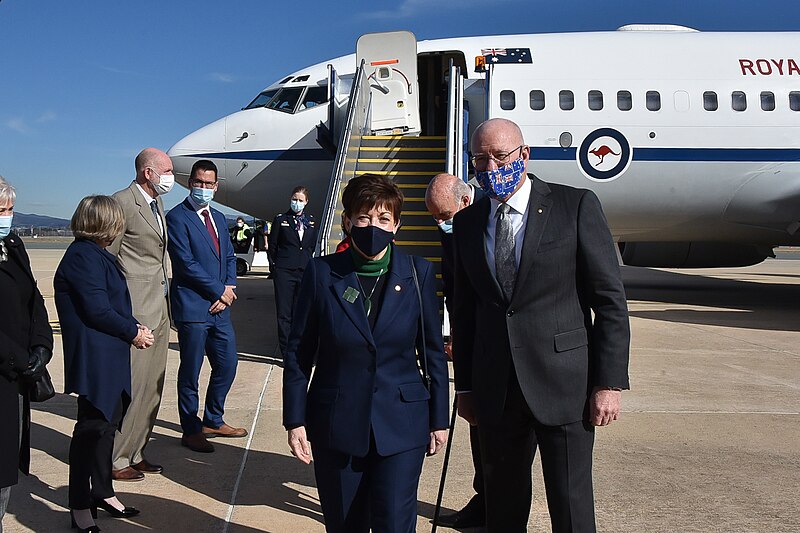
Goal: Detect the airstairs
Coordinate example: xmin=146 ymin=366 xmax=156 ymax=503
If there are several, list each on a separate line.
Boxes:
xmin=317 ymin=32 xmax=467 ymax=314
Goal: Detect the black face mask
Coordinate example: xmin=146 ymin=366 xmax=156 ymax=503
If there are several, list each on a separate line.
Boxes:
xmin=349 ymin=225 xmax=394 ymax=257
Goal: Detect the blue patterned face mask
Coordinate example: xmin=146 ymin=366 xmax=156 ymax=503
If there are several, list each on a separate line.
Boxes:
xmin=475 ymin=157 xmax=526 ymax=200
xmin=437 ymin=219 xmax=453 ymax=234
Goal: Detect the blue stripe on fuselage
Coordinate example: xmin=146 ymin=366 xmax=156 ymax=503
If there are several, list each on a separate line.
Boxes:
xmin=188 ymin=149 xmax=335 ymax=161
xmin=182 ymin=147 xmax=800 ymax=163
xmin=533 ymin=147 xmax=800 ymax=162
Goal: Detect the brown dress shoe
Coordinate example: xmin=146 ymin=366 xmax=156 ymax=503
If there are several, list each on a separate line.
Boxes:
xmin=202 ymin=423 xmax=248 ymax=438
xmin=182 ymin=432 xmax=215 ymax=453
xmin=111 ymin=466 xmax=145 ymax=482
xmin=131 ymin=459 xmax=163 ymax=474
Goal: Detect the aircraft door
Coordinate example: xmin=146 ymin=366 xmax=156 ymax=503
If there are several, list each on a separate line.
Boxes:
xmin=356 ymin=30 xmax=421 ymax=135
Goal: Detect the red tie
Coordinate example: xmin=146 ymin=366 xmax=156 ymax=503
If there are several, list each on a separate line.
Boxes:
xmin=202 ymin=209 xmax=220 ymax=253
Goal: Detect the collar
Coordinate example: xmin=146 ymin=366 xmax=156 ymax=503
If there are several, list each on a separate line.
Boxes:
xmin=135 ymin=182 xmax=155 ymax=204
xmin=489 ymin=173 xmax=532 ymax=218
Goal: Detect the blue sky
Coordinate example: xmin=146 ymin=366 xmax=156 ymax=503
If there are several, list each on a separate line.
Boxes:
xmin=2 ymin=0 xmax=799 ymax=219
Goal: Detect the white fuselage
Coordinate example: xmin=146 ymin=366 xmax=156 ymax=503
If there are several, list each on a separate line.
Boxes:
xmin=168 ymin=28 xmax=800 ymax=248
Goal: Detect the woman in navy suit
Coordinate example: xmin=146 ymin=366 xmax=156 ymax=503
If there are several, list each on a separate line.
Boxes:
xmin=55 ymin=196 xmax=153 ymax=532
xmin=283 ymin=174 xmax=449 ymax=533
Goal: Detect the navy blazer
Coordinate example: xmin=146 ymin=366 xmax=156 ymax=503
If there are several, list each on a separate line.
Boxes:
xmin=268 ymin=210 xmax=316 ymax=270
xmin=167 ymin=199 xmax=237 ymax=323
xmin=54 ymin=239 xmax=139 ymax=423
xmin=283 ymin=246 xmax=449 ymax=457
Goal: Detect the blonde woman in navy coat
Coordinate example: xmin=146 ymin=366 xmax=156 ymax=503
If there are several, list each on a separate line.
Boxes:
xmin=283 ymin=174 xmax=449 ymax=533
xmin=55 ymin=196 xmax=153 ymax=532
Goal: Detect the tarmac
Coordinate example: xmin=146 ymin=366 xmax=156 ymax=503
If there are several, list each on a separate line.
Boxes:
xmin=4 ymin=247 xmax=799 ymax=532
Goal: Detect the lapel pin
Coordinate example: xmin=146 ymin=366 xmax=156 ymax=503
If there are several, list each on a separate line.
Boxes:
xmin=394 ymin=284 xmax=402 ymax=292
xmin=537 ymin=208 xmax=543 ymax=214
xmin=343 ymin=286 xmax=360 ymax=303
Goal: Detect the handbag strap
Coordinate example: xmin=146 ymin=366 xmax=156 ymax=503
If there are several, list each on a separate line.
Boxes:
xmin=410 ymin=256 xmax=431 ymax=390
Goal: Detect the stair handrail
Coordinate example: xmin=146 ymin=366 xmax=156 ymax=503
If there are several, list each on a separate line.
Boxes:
xmin=444 ymin=63 xmax=465 ymax=181
xmin=317 ymin=58 xmax=370 ymax=256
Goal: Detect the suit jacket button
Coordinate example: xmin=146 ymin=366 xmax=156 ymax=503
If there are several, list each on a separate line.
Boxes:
xmin=373 ymin=387 xmax=378 ymax=393
xmin=368 ymin=345 xmax=376 ymax=353
xmin=507 ymin=310 xmax=514 ymax=317
xmin=161 ymin=280 xmax=165 ymax=285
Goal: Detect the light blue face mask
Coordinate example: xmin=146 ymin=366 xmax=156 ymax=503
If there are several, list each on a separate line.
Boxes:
xmin=290 ymin=199 xmax=306 ymax=214
xmin=437 ymin=219 xmax=453 ymax=234
xmin=0 ymin=215 xmax=13 ymax=239
xmin=475 ymin=156 xmax=526 ymax=201
xmin=191 ymin=187 xmax=215 ymax=206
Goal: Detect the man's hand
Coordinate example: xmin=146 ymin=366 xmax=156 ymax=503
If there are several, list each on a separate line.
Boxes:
xmin=428 ymin=429 xmax=448 ymax=456
xmin=590 ymin=387 xmax=622 ymax=426
xmin=288 ymin=426 xmax=312 ymax=464
xmin=209 ymin=300 xmax=228 ymax=314
xmin=132 ymin=325 xmax=155 ymax=349
xmin=220 ymin=285 xmax=237 ymax=306
xmin=457 ymin=392 xmax=477 ymax=426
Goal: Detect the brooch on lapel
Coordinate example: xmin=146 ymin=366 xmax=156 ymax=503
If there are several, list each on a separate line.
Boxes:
xmin=342 ymin=286 xmax=360 ymax=303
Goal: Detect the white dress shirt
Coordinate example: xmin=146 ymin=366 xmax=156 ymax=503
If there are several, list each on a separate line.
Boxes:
xmin=485 ymin=176 xmax=532 ymax=278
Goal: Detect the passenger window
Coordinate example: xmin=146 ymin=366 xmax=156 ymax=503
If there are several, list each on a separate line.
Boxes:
xmin=588 ymin=90 xmax=603 ymax=110
xmin=529 ymin=90 xmax=545 ymax=111
xmin=500 ymin=90 xmax=516 ymax=110
xmin=646 ymin=91 xmax=661 ymax=111
xmin=617 ymin=91 xmax=632 ymax=111
xmin=298 ymin=86 xmax=329 ymax=111
xmin=791 ymin=92 xmax=800 ymax=111
xmin=703 ymin=91 xmax=718 ymax=111
xmin=266 ymin=87 xmax=304 ymax=113
xmin=559 ymin=90 xmax=574 ymax=111
xmin=760 ymin=91 xmax=775 ymax=111
xmin=732 ymin=91 xmax=747 ymax=111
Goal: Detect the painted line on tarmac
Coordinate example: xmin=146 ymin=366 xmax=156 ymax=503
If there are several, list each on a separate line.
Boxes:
xmin=221 ymin=360 xmax=274 ymax=532
xmin=628 ymin=410 xmax=799 ymax=415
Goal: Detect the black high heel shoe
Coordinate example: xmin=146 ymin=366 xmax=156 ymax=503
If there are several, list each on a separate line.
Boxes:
xmin=70 ymin=510 xmax=101 ymax=532
xmin=93 ymin=498 xmax=141 ymax=518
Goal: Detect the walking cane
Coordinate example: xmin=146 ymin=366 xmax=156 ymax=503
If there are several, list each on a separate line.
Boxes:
xmin=431 ymin=394 xmax=459 ymax=533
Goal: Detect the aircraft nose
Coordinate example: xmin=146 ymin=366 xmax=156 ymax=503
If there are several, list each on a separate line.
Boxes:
xmin=168 ymin=116 xmax=226 ymax=186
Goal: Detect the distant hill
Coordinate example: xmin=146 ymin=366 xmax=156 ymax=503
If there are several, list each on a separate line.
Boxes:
xmin=13 ymin=213 xmax=71 ymax=228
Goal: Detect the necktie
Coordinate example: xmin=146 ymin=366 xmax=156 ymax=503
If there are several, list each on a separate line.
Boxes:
xmin=150 ymin=200 xmax=162 ymax=236
xmin=495 ymin=202 xmax=516 ymax=301
xmin=202 ymin=209 xmax=220 ymax=254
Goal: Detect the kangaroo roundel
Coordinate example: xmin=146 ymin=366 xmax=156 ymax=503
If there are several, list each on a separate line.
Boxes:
xmin=577 ymin=128 xmax=632 ymax=181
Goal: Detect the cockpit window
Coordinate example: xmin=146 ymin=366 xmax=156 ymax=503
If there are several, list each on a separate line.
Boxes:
xmin=298 ymin=86 xmax=328 ymax=111
xmin=266 ymin=87 xmax=305 ymax=113
xmin=279 ymin=76 xmax=293 ymax=84
xmin=292 ymin=75 xmax=310 ymax=83
xmin=244 ymin=89 xmax=279 ymax=110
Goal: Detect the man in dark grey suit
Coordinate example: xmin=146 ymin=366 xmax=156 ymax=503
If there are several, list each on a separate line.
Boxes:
xmin=452 ymin=118 xmax=630 ymax=533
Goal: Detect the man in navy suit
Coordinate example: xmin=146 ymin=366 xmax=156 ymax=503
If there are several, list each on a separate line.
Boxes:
xmin=452 ymin=119 xmax=630 ymax=532
xmin=166 ymin=160 xmax=246 ymax=454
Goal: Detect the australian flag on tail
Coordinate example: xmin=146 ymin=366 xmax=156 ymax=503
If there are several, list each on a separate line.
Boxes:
xmin=481 ymin=47 xmax=532 ymax=64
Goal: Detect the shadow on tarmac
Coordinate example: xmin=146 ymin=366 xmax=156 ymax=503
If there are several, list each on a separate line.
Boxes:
xmin=622 ymin=266 xmax=800 ymax=331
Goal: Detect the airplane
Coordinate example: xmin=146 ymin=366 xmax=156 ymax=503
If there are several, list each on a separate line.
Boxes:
xmin=168 ymin=25 xmax=800 ymax=268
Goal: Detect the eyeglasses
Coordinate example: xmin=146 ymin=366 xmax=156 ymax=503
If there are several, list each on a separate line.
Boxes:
xmin=189 ymin=178 xmax=217 ymax=189
xmin=470 ymin=145 xmax=525 ymax=168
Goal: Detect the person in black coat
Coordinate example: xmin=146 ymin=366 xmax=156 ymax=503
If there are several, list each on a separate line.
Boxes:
xmin=0 ymin=176 xmax=54 ymax=531
xmin=55 ymin=196 xmax=154 ymax=532
xmin=424 ymin=172 xmax=486 ymax=529
xmin=268 ymin=185 xmax=317 ymax=355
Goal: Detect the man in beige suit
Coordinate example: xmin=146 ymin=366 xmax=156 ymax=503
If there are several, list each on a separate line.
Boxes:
xmin=108 ymin=148 xmax=174 ymax=481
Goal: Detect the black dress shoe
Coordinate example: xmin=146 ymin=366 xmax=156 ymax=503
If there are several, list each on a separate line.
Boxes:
xmin=93 ymin=498 xmax=141 ymax=518
xmin=436 ymin=495 xmax=486 ymax=529
xmin=70 ymin=510 xmax=101 ymax=532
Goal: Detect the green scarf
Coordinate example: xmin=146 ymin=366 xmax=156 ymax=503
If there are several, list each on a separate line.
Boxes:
xmin=350 ymin=244 xmax=391 ymax=276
